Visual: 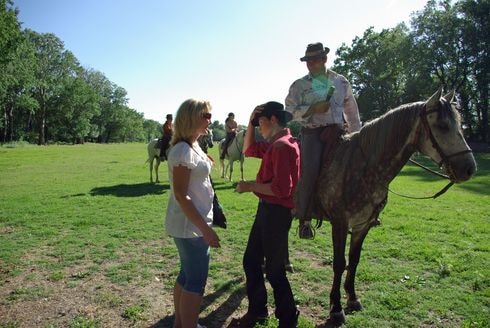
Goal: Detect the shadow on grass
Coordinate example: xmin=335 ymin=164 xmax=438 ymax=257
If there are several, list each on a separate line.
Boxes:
xmin=150 ymin=278 xmax=245 ymax=328
xmin=212 ymin=180 xmax=239 ymax=191
xmin=89 ymin=183 xmax=169 ymax=197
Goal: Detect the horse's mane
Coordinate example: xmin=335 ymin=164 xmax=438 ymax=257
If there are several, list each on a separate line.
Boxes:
xmin=348 ymin=102 xmax=424 ymax=163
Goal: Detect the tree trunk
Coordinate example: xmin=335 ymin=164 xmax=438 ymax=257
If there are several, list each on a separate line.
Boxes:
xmin=459 ymin=90 xmax=474 ymax=140
xmin=1 ymin=107 xmax=6 ymax=143
xmin=38 ymin=106 xmax=46 ymax=145
xmin=480 ymin=86 xmax=488 ymax=143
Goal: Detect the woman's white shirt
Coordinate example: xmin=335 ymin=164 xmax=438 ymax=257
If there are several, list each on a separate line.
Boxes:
xmin=165 ymin=141 xmax=213 ymax=238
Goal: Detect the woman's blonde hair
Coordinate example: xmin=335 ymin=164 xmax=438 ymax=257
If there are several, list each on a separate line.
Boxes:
xmin=171 ymin=99 xmax=211 ymax=146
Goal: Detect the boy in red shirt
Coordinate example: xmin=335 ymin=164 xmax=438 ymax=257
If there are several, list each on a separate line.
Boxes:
xmin=235 ymin=101 xmax=300 ymax=328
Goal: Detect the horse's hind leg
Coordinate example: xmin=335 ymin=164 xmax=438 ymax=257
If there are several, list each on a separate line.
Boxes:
xmin=327 ymin=221 xmax=349 ymax=326
xmin=220 ymin=159 xmax=225 ymax=178
xmin=344 ymin=227 xmax=370 ymax=314
xmin=227 ymin=162 xmax=233 ymax=181
xmin=149 ymin=158 xmax=154 ymax=183
xmin=240 ymin=159 xmax=244 ymax=181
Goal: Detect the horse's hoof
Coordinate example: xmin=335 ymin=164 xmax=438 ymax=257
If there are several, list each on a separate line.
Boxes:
xmin=325 ymin=310 xmax=345 ymax=327
xmin=345 ymin=299 xmax=363 ymax=314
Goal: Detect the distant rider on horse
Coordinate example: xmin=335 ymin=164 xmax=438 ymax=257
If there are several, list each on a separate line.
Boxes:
xmin=220 ymin=112 xmax=238 ymax=160
xmin=160 ymin=114 xmax=173 ymax=159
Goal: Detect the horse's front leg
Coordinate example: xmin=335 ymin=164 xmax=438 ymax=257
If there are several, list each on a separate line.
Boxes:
xmin=344 ymin=226 xmax=370 ymax=314
xmin=220 ymin=159 xmax=225 ymax=178
xmin=228 ymin=162 xmax=233 ymax=181
xmin=327 ymin=220 xmax=349 ymax=326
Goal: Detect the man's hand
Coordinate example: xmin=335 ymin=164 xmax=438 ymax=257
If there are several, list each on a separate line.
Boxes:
xmin=302 ymin=101 xmax=330 ymax=118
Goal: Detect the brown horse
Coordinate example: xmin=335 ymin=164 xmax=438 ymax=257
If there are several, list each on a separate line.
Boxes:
xmin=315 ymin=89 xmax=477 ymax=326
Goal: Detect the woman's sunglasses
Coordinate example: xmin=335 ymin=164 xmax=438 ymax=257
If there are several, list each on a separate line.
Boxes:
xmin=202 ymin=112 xmax=212 ymax=120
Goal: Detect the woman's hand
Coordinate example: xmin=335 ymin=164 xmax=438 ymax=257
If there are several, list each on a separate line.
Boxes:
xmin=202 ymin=226 xmax=220 ymax=248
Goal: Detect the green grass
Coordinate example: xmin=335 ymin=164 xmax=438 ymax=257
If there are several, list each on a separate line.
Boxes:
xmin=0 ymin=143 xmax=489 ymax=328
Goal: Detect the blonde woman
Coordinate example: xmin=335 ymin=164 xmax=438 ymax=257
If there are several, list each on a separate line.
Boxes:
xmin=165 ymin=99 xmax=219 ymax=328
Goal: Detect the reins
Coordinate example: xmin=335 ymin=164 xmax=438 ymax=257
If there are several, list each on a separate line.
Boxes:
xmin=388 ymin=103 xmax=471 ymax=200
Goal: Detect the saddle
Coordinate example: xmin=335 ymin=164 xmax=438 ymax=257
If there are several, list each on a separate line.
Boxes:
xmin=156 ymin=136 xmax=171 ymax=158
xmin=320 ymin=124 xmax=345 ymax=167
xmin=154 ymin=138 xmax=163 ymax=149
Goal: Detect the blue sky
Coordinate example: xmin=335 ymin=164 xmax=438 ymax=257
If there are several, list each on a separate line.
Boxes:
xmin=13 ymin=0 xmax=429 ymax=125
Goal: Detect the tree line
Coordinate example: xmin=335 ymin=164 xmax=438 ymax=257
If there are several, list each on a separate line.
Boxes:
xmin=0 ymin=0 xmax=163 ymax=144
xmin=332 ymin=0 xmax=488 ymax=143
xmin=1 ymin=0 xmax=488 ymax=145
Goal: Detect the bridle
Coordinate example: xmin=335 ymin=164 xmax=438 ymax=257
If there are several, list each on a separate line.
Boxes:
xmin=418 ymin=103 xmax=473 ymax=170
xmin=389 ymin=101 xmax=472 ymax=199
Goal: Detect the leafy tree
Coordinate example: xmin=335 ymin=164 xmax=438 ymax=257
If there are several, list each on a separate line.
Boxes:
xmin=410 ymin=0 xmax=488 ymax=141
xmin=50 ymin=58 xmax=99 ymax=143
xmin=0 ymin=0 xmax=25 ymax=142
xmin=143 ymin=119 xmax=162 ymax=142
xmin=457 ymin=0 xmax=489 ymax=142
xmin=333 ymin=25 xmax=413 ymax=120
xmin=25 ymin=30 xmax=70 ymax=144
xmin=210 ymin=120 xmax=225 ymax=141
xmin=1 ymin=30 xmax=37 ymax=142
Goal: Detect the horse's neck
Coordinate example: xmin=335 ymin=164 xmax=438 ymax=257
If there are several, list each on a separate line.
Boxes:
xmin=361 ymin=106 xmax=421 ymax=183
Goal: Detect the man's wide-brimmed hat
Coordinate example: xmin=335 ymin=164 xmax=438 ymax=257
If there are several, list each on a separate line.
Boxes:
xmin=251 ymin=101 xmax=293 ymax=127
xmin=300 ymin=42 xmax=330 ymax=62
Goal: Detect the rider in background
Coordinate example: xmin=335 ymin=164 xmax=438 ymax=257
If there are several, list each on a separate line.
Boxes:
xmin=160 ymin=114 xmax=173 ymax=159
xmin=220 ymin=112 xmax=238 ymax=160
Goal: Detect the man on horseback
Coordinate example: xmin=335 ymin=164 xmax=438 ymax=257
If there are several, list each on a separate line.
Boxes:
xmin=285 ymin=42 xmax=361 ymax=239
xmin=220 ymin=112 xmax=238 ymax=160
xmin=159 ymin=114 xmax=173 ymax=159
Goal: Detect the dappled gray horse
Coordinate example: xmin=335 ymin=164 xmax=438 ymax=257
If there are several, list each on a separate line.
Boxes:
xmin=218 ymin=130 xmax=245 ymax=181
xmin=313 ymin=89 xmax=476 ymax=326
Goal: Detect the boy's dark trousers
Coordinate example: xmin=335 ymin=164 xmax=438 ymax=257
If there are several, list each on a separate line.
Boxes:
xmin=243 ymin=201 xmax=297 ymax=327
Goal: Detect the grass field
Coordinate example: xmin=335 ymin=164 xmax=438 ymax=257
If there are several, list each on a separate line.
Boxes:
xmin=0 ymin=142 xmax=489 ymax=328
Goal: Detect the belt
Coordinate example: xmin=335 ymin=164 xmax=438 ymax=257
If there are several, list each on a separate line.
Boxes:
xmin=301 ymin=124 xmax=342 ymax=134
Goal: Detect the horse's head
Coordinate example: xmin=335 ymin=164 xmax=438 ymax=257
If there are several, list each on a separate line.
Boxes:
xmin=236 ymin=130 xmax=246 ymax=148
xmin=206 ymin=129 xmax=214 ymax=148
xmin=417 ymin=88 xmax=476 ymax=183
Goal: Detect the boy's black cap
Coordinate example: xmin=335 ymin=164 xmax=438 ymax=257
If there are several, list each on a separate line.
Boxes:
xmin=251 ymin=101 xmax=293 ymax=127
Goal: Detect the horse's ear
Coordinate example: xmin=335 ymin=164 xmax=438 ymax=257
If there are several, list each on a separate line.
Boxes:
xmin=443 ymin=91 xmax=455 ymax=103
xmin=427 ymin=87 xmax=443 ymax=107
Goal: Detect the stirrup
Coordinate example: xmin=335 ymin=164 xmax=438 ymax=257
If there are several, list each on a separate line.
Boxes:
xmin=297 ymin=221 xmax=315 ymax=239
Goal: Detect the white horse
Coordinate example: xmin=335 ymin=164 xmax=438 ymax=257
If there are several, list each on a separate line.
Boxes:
xmin=146 ymin=139 xmax=168 ymax=183
xmin=219 ymin=130 xmax=245 ymax=181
